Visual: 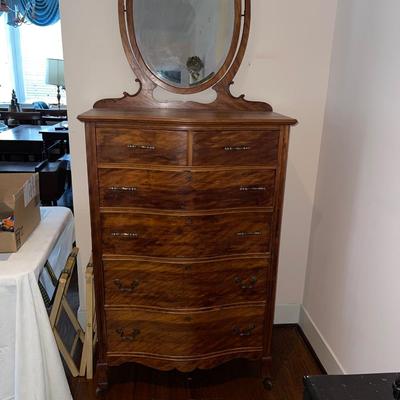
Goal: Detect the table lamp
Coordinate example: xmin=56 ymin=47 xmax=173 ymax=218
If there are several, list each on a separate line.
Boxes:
xmin=45 ymin=58 xmax=64 ymax=109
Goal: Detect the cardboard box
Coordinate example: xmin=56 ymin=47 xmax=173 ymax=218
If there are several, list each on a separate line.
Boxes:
xmin=0 ymin=173 xmax=41 ymax=253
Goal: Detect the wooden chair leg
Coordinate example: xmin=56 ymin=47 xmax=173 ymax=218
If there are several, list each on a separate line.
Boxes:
xmin=49 ymin=274 xmax=67 ymax=328
xmin=54 ymin=330 xmax=80 ymax=377
xmin=62 ymin=298 xmax=85 ymax=342
xmin=80 ymin=265 xmax=96 ymax=379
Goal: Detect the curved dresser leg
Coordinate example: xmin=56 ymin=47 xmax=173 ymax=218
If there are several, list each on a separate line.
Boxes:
xmin=261 ymin=357 xmax=273 ymax=390
xmin=96 ymin=363 xmax=109 ymax=395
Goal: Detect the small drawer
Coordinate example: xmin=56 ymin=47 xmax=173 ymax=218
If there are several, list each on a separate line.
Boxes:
xmin=103 ymin=258 xmax=270 ymax=309
xmin=96 ymin=127 xmax=187 ymax=165
xmin=101 ymin=211 xmax=272 ymax=258
xmin=193 ymin=130 xmax=280 ymax=166
xmin=98 ymin=168 xmax=276 ymax=210
xmin=106 ymin=306 xmax=265 ymax=357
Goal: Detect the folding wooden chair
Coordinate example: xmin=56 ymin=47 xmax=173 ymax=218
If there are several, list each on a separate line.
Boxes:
xmin=79 ymin=262 xmax=97 ymax=379
xmin=45 ymin=248 xmax=96 ymax=379
xmin=49 ymin=247 xmax=85 ymax=377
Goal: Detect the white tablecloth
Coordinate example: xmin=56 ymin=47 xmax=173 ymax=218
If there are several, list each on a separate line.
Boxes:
xmin=0 ymin=207 xmax=74 ymax=400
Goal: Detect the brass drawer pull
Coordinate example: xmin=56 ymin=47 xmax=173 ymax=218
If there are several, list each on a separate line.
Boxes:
xmin=113 ymin=278 xmax=140 ymax=293
xmin=233 ymin=324 xmax=256 ymax=337
xmin=224 ymin=146 xmax=251 ymax=151
xmin=127 ymin=144 xmax=156 ymax=150
xmin=109 ymin=186 xmax=137 ymax=192
xmin=111 ymin=232 xmax=139 ymax=239
xmin=237 ymin=231 xmax=261 ymax=237
xmin=240 ymin=186 xmax=266 ymax=191
xmin=116 ymin=328 xmax=140 ymax=342
xmin=235 ymin=276 xmax=257 ymax=290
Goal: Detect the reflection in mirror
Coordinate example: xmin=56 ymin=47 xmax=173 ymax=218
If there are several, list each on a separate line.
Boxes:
xmin=133 ymin=0 xmax=235 ymax=88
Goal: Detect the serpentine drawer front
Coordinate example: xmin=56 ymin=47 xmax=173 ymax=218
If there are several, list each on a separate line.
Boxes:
xmin=98 ymin=168 xmax=276 ymax=210
xmin=101 ymin=211 xmax=272 ymax=258
xmin=105 ymin=306 xmax=265 ymax=357
xmin=103 ymin=258 xmax=270 ymax=309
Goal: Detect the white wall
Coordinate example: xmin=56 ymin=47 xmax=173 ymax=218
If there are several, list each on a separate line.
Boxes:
xmin=59 ymin=0 xmax=337 ymax=322
xmin=303 ymin=0 xmax=400 ymax=373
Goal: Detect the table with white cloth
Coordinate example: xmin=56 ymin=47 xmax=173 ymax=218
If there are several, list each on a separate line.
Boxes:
xmin=0 ymin=207 xmax=74 ymax=400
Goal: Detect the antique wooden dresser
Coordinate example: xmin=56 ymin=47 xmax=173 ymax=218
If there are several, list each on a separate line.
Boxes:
xmin=78 ymin=0 xmax=297 ymax=391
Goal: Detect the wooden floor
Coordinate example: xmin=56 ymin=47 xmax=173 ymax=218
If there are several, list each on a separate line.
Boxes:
xmin=68 ymin=326 xmax=323 ymax=400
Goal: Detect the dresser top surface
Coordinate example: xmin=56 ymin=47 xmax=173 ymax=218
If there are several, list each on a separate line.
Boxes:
xmin=78 ymin=108 xmax=297 ymax=126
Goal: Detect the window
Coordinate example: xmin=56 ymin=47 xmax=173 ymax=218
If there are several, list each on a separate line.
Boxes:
xmin=0 ymin=15 xmax=14 ymax=102
xmin=0 ymin=14 xmax=66 ymax=105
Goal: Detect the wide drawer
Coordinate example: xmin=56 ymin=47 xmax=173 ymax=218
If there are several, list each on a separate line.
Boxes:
xmin=104 ymin=258 xmax=270 ymax=309
xmin=192 ymin=130 xmax=280 ymax=166
xmin=106 ymin=306 xmax=265 ymax=357
xmin=101 ymin=211 xmax=272 ymax=257
xmin=98 ymin=168 xmax=276 ymax=210
xmin=96 ymin=128 xmax=187 ymax=165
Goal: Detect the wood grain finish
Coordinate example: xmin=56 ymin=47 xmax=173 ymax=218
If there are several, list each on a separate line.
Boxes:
xmin=96 ymin=127 xmax=187 ymax=165
xmin=104 ymin=258 xmax=270 ymax=309
xmin=106 ymin=306 xmax=265 ymax=360
xmin=98 ymin=168 xmax=276 ymax=210
xmin=101 ymin=211 xmax=272 ymax=257
xmin=79 ymin=109 xmax=297 ymax=126
xmin=193 ymin=130 xmax=280 ymax=166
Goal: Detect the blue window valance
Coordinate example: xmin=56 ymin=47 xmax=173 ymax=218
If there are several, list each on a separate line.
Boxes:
xmin=1 ymin=0 xmax=60 ymax=26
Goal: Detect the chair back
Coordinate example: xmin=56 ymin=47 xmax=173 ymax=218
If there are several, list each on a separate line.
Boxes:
xmin=7 ymin=112 xmax=42 ymax=126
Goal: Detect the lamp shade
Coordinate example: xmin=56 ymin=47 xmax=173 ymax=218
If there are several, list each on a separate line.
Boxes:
xmin=45 ymin=58 xmax=64 ymax=87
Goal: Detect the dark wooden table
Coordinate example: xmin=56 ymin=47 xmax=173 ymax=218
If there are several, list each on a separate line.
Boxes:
xmin=40 ymin=122 xmax=70 ymax=155
xmin=0 ymin=161 xmax=47 ymax=173
xmin=0 ymin=124 xmax=69 ymax=161
xmin=41 ymin=115 xmax=68 ymax=124
xmin=0 ymin=125 xmax=47 ymax=161
xmin=39 ymin=122 xmax=69 ymax=140
xmin=304 ymin=373 xmax=399 ymax=400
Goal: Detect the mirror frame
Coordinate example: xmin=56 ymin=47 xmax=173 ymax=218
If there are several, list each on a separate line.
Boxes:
xmin=124 ymin=0 xmax=242 ymax=94
xmin=94 ymin=0 xmax=272 ymax=112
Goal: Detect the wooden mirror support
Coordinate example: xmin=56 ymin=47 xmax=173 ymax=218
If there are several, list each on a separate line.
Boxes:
xmin=94 ymin=0 xmax=272 ymax=111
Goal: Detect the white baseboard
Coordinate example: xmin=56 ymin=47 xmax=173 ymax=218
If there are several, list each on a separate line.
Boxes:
xmin=299 ymin=306 xmax=345 ymax=374
xmin=274 ymin=304 xmax=301 ymax=324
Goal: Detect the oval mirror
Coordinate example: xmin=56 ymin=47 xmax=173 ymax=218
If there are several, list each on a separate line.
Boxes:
xmin=129 ymin=0 xmax=239 ymax=91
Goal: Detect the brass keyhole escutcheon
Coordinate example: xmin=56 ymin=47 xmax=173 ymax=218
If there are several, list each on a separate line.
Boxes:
xmin=185 ymin=171 xmax=192 ymax=182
